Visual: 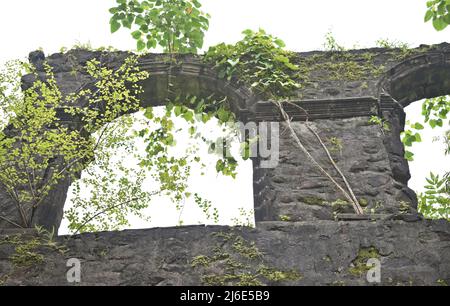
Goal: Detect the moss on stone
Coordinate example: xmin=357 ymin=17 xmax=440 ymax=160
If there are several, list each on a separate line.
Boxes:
xmin=399 ymin=201 xmax=410 ymax=214
xmin=301 ymin=196 xmax=326 ymax=206
xmin=436 ymin=279 xmax=448 ymax=286
xmin=0 ymin=228 xmax=68 ymax=269
xmin=359 ymin=198 xmax=369 ymax=207
xmin=192 ymin=231 xmax=302 ymax=286
xmin=279 ymin=215 xmax=291 ymax=221
xmin=348 ymin=246 xmax=380 ymax=277
xmin=331 ymin=199 xmax=352 ymax=213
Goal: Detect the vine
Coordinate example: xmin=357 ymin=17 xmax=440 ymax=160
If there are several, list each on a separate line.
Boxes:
xmin=205 ymin=30 xmax=363 ymax=214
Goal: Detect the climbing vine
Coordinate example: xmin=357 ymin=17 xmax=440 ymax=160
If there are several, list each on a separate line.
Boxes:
xmin=205 ymin=29 xmax=364 ymax=214
xmin=205 ymin=29 xmax=301 ymax=99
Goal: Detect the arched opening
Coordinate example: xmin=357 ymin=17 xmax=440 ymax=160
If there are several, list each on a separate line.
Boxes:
xmin=59 ymin=106 xmax=254 ymax=235
xmin=54 ymin=54 xmax=261 ymax=234
xmin=381 ymin=51 xmax=450 ymax=219
xmin=0 ymin=51 xmax=264 ymax=232
xmin=403 ymin=100 xmax=449 ymax=205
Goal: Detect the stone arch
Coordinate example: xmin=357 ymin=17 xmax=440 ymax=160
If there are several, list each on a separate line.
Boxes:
xmin=375 ymin=48 xmax=450 ymax=213
xmin=380 ymin=48 xmax=450 ymax=106
xmin=136 ymin=55 xmax=258 ymax=121
xmin=0 ymin=51 xmax=262 ymax=231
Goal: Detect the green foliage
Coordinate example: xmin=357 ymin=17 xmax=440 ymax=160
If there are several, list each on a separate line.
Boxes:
xmin=401 ymin=121 xmax=423 ymax=161
xmin=375 ymin=38 xmax=409 ymax=50
xmin=0 ymin=56 xmax=184 ymax=231
xmin=192 ymin=232 xmax=301 ymax=286
xmin=0 ymin=61 xmax=93 ymax=227
xmin=194 ymin=193 xmax=219 ymax=223
xmin=1 ymin=51 xmax=245 ymax=232
xmin=368 ymin=115 xmax=390 ymax=132
xmin=205 ymin=29 xmax=300 ymax=99
xmin=231 ymin=208 xmax=255 ymax=227
xmin=329 ymin=137 xmax=343 ymax=154
xmin=0 ymin=226 xmax=67 ymax=268
xmin=375 ymin=38 xmax=416 ymax=60
xmin=422 ymin=95 xmax=450 ymax=128
xmin=402 ymin=92 xmax=450 ymax=221
xmin=66 ymin=87 xmax=254 ymax=233
xmin=278 ymin=214 xmax=291 ymax=221
xmin=331 ymin=199 xmax=352 ymax=214
xmin=401 ymin=96 xmax=449 ymax=161
xmin=323 ymin=31 xmax=345 ymax=52
xmin=437 ymin=279 xmax=448 ymax=286
xmin=425 ymin=0 xmax=450 ymax=31
xmin=299 ymin=51 xmax=385 ymax=83
xmin=418 ymin=172 xmax=450 ymax=220
xmin=109 ymin=0 xmax=210 ymax=53
xmin=399 ymin=201 xmax=411 ymax=214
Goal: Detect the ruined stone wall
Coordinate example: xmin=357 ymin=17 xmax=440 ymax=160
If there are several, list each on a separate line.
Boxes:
xmin=1 ymin=219 xmax=449 ymax=286
xmin=1 ymin=44 xmax=450 ymax=285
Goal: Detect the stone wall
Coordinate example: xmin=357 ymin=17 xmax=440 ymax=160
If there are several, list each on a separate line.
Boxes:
xmin=1 ymin=219 xmax=449 ymax=286
xmin=1 ymin=44 xmax=450 ymax=285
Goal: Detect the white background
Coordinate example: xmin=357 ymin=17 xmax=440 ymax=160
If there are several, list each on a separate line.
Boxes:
xmin=0 ymin=0 xmax=448 ymax=234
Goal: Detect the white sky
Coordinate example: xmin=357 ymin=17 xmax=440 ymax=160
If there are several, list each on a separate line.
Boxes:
xmin=0 ymin=1 xmax=449 ymax=233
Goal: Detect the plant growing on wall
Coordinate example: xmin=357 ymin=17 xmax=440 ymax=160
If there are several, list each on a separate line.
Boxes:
xmin=109 ymin=0 xmax=210 ymax=53
xmin=205 ymin=29 xmax=364 ymax=214
xmin=205 ymin=29 xmax=300 ymax=99
xmin=425 ymin=0 xmax=450 ymax=31
xmin=0 ymin=61 xmax=91 ymax=228
xmin=0 ymin=56 xmax=157 ymax=229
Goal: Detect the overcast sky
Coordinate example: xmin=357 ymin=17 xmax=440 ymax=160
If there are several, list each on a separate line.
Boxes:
xmin=0 ymin=1 xmax=448 ymax=234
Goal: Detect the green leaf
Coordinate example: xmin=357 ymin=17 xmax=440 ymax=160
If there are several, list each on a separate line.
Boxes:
xmin=274 ymin=38 xmax=286 ymax=48
xmin=174 ymin=105 xmax=182 ymax=116
xmin=144 ymin=107 xmax=154 ymax=120
xmin=137 ymin=39 xmax=146 ymax=51
xmin=413 ymin=122 xmax=424 ymax=130
xmin=425 ymin=10 xmax=434 ymax=22
xmin=135 ymin=15 xmax=146 ymax=26
xmin=109 ymin=7 xmax=119 ymax=14
xmin=242 ymin=29 xmax=254 ymax=36
xmin=131 ymin=30 xmax=142 ymax=40
xmin=445 ymin=13 xmax=450 ymax=24
xmin=182 ymin=111 xmax=194 ymax=122
xmin=404 ymin=150 xmax=414 ymax=161
xmin=110 ymin=20 xmax=121 ymax=33
xmin=433 ymin=17 xmax=448 ymax=31
xmin=414 ymin=133 xmax=422 ymax=142
xmin=122 ymin=19 xmax=132 ymax=29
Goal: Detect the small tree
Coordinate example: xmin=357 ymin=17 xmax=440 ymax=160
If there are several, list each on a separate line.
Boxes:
xmin=425 ymin=0 xmax=450 ymax=31
xmin=0 ymin=56 xmax=149 ymax=228
xmin=109 ymin=0 xmax=210 ymax=53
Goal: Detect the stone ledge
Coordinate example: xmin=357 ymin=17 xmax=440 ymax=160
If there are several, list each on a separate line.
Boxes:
xmin=1 ymin=219 xmax=449 ymax=285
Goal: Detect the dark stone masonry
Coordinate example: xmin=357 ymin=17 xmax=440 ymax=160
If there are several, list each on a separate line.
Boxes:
xmin=1 ymin=43 xmax=450 ymax=285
